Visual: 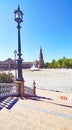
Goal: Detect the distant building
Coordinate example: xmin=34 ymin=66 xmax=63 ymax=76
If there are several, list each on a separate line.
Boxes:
xmin=35 ymin=47 xmax=44 ymax=68
xmin=0 ymin=58 xmax=15 ymax=70
xmin=39 ymin=47 xmax=44 ymax=68
xmin=22 ymin=61 xmax=33 ymax=69
xmin=0 ymin=58 xmax=33 ymax=70
xmin=0 ymin=48 xmax=44 ymax=70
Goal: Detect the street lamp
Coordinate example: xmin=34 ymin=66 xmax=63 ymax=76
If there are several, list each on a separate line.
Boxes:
xmin=14 ymin=5 xmax=24 ymax=81
xmin=14 ymin=49 xmax=17 ymax=79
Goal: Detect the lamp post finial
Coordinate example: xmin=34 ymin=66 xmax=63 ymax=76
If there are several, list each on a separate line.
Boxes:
xmin=18 ymin=4 xmax=20 ymax=9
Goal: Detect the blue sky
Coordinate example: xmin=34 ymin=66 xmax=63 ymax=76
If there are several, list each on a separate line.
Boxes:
xmin=0 ymin=0 xmax=72 ymax=62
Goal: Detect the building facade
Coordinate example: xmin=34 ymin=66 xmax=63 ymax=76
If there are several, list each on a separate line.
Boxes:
xmin=0 ymin=58 xmax=33 ymax=70
xmin=0 ymin=48 xmax=44 ymax=70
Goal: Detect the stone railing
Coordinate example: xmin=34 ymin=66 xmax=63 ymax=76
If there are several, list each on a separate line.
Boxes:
xmin=24 ymin=86 xmax=36 ymax=97
xmin=0 ymin=82 xmax=36 ymax=98
xmin=0 ymin=83 xmax=19 ymax=98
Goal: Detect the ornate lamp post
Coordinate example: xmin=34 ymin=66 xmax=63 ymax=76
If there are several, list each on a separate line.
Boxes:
xmin=14 ymin=49 xmax=17 ymax=79
xmin=14 ymin=5 xmax=24 ymax=82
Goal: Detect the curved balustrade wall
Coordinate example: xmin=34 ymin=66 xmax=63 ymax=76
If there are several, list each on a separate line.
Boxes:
xmin=0 ymin=83 xmax=19 ymax=98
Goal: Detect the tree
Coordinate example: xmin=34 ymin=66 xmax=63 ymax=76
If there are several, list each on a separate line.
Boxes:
xmin=51 ymin=59 xmax=56 ymax=68
xmin=45 ymin=57 xmax=72 ymax=69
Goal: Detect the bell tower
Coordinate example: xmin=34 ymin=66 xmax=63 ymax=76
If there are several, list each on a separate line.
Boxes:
xmin=39 ymin=47 xmax=44 ymax=68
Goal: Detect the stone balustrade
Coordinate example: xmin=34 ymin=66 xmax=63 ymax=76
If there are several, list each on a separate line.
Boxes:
xmin=0 ymin=82 xmax=36 ymax=98
xmin=0 ymin=83 xmax=19 ymax=98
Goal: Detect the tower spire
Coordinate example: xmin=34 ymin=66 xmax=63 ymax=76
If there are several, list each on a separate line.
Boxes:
xmin=39 ymin=47 xmax=44 ymax=68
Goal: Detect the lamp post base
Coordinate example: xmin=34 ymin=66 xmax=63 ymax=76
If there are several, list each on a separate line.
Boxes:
xmin=15 ymin=80 xmax=25 ymax=97
xmin=16 ymin=77 xmax=24 ymax=82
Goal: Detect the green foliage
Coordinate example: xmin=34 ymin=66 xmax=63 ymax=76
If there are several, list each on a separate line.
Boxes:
xmin=0 ymin=73 xmax=14 ymax=83
xmin=45 ymin=62 xmax=51 ymax=68
xmin=45 ymin=57 xmax=72 ymax=69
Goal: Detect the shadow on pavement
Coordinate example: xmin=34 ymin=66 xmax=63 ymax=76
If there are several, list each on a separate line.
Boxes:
xmin=0 ymin=97 xmax=19 ymax=110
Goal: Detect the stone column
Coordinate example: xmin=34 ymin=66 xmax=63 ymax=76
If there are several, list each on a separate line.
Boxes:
xmin=15 ymin=80 xmax=24 ymax=97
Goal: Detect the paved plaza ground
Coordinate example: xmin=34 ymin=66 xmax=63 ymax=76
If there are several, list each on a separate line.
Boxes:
xmin=0 ymin=69 xmax=72 ymax=130
xmin=0 ymin=90 xmax=72 ymax=130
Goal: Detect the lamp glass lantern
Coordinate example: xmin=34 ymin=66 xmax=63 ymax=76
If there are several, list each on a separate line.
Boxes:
xmin=14 ymin=6 xmax=23 ymax=24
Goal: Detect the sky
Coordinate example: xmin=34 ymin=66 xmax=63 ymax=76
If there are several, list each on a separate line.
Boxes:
xmin=0 ymin=0 xmax=72 ymax=62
